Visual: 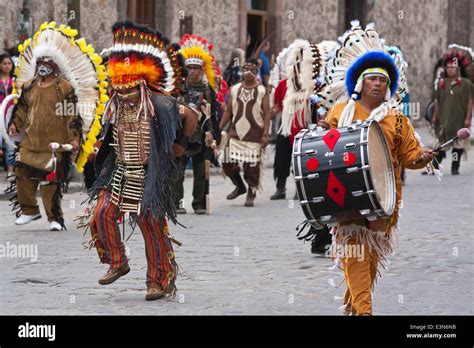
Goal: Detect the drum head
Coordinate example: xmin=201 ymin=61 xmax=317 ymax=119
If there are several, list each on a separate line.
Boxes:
xmin=367 ymin=121 xmax=395 ymax=215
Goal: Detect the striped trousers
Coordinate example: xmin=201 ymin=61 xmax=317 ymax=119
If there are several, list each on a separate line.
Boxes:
xmin=90 ymin=189 xmax=177 ymax=290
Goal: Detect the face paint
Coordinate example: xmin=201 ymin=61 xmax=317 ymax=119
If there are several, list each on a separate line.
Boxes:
xmin=38 ymin=64 xmax=54 ymax=77
xmin=243 ymin=64 xmax=258 ymax=77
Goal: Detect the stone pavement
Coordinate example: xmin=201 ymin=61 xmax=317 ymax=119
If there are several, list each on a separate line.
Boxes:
xmin=0 ymin=125 xmax=472 ymax=315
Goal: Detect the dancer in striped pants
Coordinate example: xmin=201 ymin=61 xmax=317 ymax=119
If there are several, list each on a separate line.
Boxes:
xmin=81 ymin=20 xmax=197 ymax=301
xmin=90 ymin=189 xmax=178 ymax=298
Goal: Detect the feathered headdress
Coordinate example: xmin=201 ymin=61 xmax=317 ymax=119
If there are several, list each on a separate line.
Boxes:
xmin=13 ymin=21 xmax=108 ymax=173
xmin=279 ymin=39 xmax=338 ymax=135
xmin=108 ymin=20 xmax=185 ymax=94
xmin=443 ymin=44 xmax=473 ymax=79
xmin=317 ymin=21 xmax=406 ymax=127
xmin=269 ymin=45 xmax=291 ymax=88
xmin=387 ymin=45 xmax=409 ymax=98
xmin=179 ymin=34 xmax=217 ymax=89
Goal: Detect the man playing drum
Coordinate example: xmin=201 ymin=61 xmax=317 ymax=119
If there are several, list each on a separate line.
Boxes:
xmin=316 ymin=23 xmax=437 ymax=315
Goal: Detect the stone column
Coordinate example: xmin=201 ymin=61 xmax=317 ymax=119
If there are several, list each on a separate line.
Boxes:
xmin=238 ymin=0 xmax=247 ymax=51
xmin=447 ymin=0 xmax=471 ymax=47
xmin=67 ymin=0 xmax=81 ymax=35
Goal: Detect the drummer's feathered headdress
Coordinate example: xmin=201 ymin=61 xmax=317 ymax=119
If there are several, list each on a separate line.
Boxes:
xmin=179 ymin=34 xmax=217 ymax=89
xmin=13 ymin=21 xmax=108 ymax=173
xmin=387 ymin=45 xmax=409 ymax=97
xmin=269 ymin=45 xmax=291 ymax=88
xmin=317 ymin=21 xmax=406 ymax=127
xmin=108 ymin=20 xmax=185 ymax=94
xmin=279 ymin=39 xmax=338 ymax=135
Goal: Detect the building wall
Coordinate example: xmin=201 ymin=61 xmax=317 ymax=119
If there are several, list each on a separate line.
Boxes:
xmin=471 ymin=2 xmax=474 ymax=49
xmin=80 ymin=0 xmax=118 ymax=52
xmin=366 ymin=0 xmax=449 ymax=119
xmin=29 ymin=0 xmax=68 ymax=25
xmin=169 ymin=0 xmax=240 ymax=68
xmin=0 ymin=0 xmax=114 ymax=54
xmin=155 ymin=0 xmax=172 ymax=36
xmin=281 ymin=0 xmax=340 ymax=46
xmin=0 ymin=1 xmax=23 ymax=51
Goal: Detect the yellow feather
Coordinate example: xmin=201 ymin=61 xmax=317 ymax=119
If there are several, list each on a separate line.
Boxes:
xmin=96 ymin=103 xmax=105 ymax=114
xmin=76 ymin=38 xmax=87 ymax=51
xmin=92 ymin=54 xmax=102 ymax=65
xmin=180 ymin=46 xmax=216 ymax=89
xmin=97 ymin=72 xmax=107 ymax=81
xmin=99 ymin=94 xmax=109 ymax=103
xmin=86 ymin=45 xmax=94 ymax=54
xmin=87 ymin=133 xmax=97 ymax=143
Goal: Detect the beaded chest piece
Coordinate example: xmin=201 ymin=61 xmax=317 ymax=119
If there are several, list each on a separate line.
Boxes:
xmin=109 ymin=98 xmax=151 ymax=214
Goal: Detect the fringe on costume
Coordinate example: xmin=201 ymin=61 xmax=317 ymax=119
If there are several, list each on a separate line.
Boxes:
xmin=296 ymin=220 xmax=318 ymax=241
xmin=296 ymin=215 xmax=399 ymax=275
xmin=330 ymin=221 xmax=399 ymax=273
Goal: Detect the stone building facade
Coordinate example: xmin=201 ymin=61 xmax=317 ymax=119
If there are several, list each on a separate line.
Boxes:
xmin=0 ymin=0 xmax=472 ymax=116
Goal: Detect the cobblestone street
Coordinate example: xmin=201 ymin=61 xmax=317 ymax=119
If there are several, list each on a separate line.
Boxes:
xmin=0 ymin=125 xmax=473 ymax=315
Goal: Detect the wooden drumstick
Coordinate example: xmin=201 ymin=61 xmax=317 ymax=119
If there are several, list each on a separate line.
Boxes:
xmin=413 ymin=128 xmax=470 ymax=164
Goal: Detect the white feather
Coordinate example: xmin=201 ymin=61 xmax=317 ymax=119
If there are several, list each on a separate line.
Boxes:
xmin=16 ymin=29 xmax=100 ymax=134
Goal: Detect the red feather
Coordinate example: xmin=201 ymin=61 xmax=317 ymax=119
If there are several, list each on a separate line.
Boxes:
xmin=46 ymin=172 xmax=57 ymax=182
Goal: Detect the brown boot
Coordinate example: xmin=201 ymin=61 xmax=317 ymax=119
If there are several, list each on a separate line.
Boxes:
xmin=146 ymin=284 xmax=165 ymax=301
xmin=343 ymin=303 xmax=356 ymax=316
xmin=244 ymin=188 xmax=256 ymax=207
xmin=226 ymin=173 xmax=247 ymax=200
xmin=98 ymin=264 xmax=130 ymax=285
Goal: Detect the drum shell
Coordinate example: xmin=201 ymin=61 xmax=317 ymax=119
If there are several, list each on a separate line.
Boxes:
xmin=293 ymin=121 xmax=394 ymax=227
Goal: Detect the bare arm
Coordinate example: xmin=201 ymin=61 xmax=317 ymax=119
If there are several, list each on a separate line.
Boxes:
xmin=263 ymin=75 xmax=270 ymax=90
xmin=219 ymin=97 xmax=233 ymax=131
xmin=262 ymin=93 xmax=270 ymax=135
xmin=270 ymin=104 xmax=279 ymax=119
xmin=173 ymin=104 xmax=199 ymax=158
xmin=261 ymin=93 xmax=270 ymax=148
xmin=180 ymin=104 xmax=198 ymax=138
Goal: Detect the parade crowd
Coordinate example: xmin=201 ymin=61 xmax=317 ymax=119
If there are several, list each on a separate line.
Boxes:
xmin=1 ymin=19 xmax=472 ymax=313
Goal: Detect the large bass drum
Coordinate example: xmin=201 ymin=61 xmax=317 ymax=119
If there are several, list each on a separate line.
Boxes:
xmin=293 ymin=120 xmax=396 ymax=227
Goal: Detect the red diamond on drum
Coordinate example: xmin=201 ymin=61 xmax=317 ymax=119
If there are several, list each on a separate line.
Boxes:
xmin=292 ymin=120 xmax=396 ymax=228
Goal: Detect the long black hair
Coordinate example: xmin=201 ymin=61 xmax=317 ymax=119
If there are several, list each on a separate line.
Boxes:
xmin=0 ymin=53 xmax=15 ymax=78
